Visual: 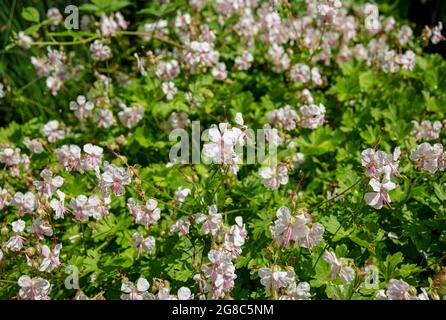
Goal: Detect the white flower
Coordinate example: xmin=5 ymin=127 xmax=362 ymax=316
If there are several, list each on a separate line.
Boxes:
xmin=127 ymin=198 xmax=160 ymax=228
xmin=81 ymin=144 xmax=103 ymax=172
xmin=69 ymin=95 xmax=94 ymax=123
xmin=18 ymin=32 xmax=32 ymax=49
xmin=200 ymin=205 xmax=222 ymax=236
xmin=364 ymin=171 xmax=396 ymax=209
xmin=170 ymin=217 xmax=191 ymax=236
xmin=39 ymin=244 xmax=62 ymax=272
xmin=23 ymin=137 xmax=43 ymax=154
xmin=161 ymin=81 xmax=178 ymax=100
xmin=132 ymin=232 xmax=156 ymax=255
xmin=90 ymin=40 xmax=112 ymax=61
xmin=100 ymin=162 xmax=131 ymax=197
xmin=121 ymin=278 xmax=154 ymax=300
xmin=177 ymin=287 xmax=193 ymax=300
xmin=323 ymin=251 xmax=356 ymax=284
xmin=260 ymin=164 xmax=288 ymax=190
xmin=117 ymin=104 xmax=144 ymax=129
xmin=258 ymin=266 xmax=295 ymax=291
xmin=42 ymin=120 xmax=65 ymax=143
xmin=18 ymin=276 xmax=51 ymax=300
xmin=299 ymin=103 xmax=326 ymax=129
xmin=410 ymin=142 xmax=445 ymax=174
xmin=50 ymin=190 xmax=67 ymax=219
xmin=12 ymin=192 xmax=36 ymax=214
xmin=175 ymin=186 xmax=191 ymax=205
xmin=33 ymin=169 xmax=64 ymax=199
xmin=280 ymin=282 xmax=311 ymax=300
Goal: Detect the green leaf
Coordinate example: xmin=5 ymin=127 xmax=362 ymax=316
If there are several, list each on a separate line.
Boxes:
xmin=21 ymin=7 xmax=40 ymax=23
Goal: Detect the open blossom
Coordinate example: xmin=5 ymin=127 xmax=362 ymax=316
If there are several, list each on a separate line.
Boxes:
xmin=259 ymin=265 xmax=295 ymax=292
xmin=299 ymin=103 xmax=326 ymax=129
xmin=121 ymin=278 xmax=154 ymax=300
xmin=6 ymin=220 xmax=26 ymax=252
xmin=50 ymin=190 xmax=67 ymax=219
xmin=69 ymin=95 xmax=94 ymax=123
xmin=411 ymin=120 xmax=442 ymax=141
xmin=161 ymin=81 xmax=178 ymax=100
xmin=28 ymin=217 xmax=53 ymax=239
xmin=33 ymin=169 xmax=64 ymax=199
xmin=431 ymin=22 xmax=445 ymax=44
xmin=156 ymin=60 xmax=180 ymax=81
xmin=376 ymin=279 xmax=428 ymax=300
xmin=55 ymin=144 xmax=81 ymax=171
xmin=270 ymin=207 xmax=324 ymax=249
xmin=175 ymin=186 xmax=191 ymax=205
xmin=317 ymin=0 xmax=342 ymax=24
xmin=70 ymin=194 xmax=109 ymax=221
xmin=211 ymin=62 xmax=227 ymax=80
xmin=81 ymin=144 xmax=103 ymax=172
xmin=90 ymin=40 xmax=112 ymax=61
xmin=94 ymin=108 xmax=114 ymax=128
xmin=18 ymin=276 xmax=51 ymax=300
xmin=323 ymin=251 xmax=356 ymax=284
xmin=127 ymin=198 xmax=161 ymax=228
xmin=12 ymin=192 xmax=36 ymax=214
xmin=260 ymin=163 xmax=289 ymax=190
xmin=267 ymin=105 xmax=299 ymax=131
xmin=410 ymin=142 xmax=445 ymax=174
xmin=39 ymin=244 xmax=62 ymax=272
xmin=47 ymin=8 xmax=62 ymax=26
xmin=201 ymin=249 xmax=237 ymax=299
xmin=196 ymin=205 xmax=223 ymax=236
xmin=280 ymin=282 xmax=311 ymax=300
xmin=23 ymin=137 xmax=43 ymax=154
xmin=364 ymin=170 xmax=396 ymax=210
xmin=132 ymin=232 xmax=156 ymax=255
xmin=100 ymin=162 xmax=131 ymax=197
xmin=170 ymin=217 xmax=191 ymax=236
xmin=361 ymin=147 xmax=401 ymax=178
xmin=118 ymin=104 xmax=144 ymax=129
xmin=235 ymin=51 xmax=253 ymax=70
xmin=42 ymin=120 xmax=65 ymax=143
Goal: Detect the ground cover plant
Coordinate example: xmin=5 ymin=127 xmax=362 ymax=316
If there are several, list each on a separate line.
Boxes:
xmin=0 ymin=0 xmax=446 ymax=300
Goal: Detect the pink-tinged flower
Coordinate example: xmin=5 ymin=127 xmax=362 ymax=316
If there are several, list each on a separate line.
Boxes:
xmin=42 ymin=120 xmax=65 ymax=143
xmin=100 ymin=162 xmax=131 ymax=197
xmin=81 ymin=144 xmax=103 ymax=172
xmin=258 ymin=265 xmax=295 ymax=291
xmin=376 ymin=279 xmax=423 ymax=300
xmin=201 ymin=249 xmax=237 ymax=299
xmin=177 ymin=287 xmax=193 ymax=300
xmin=411 ymin=120 xmax=442 ymax=141
xmin=364 ymin=172 xmax=396 ymax=210
xmin=361 ymin=148 xmax=400 ymax=178
xmin=100 ymin=13 xmax=118 ymax=37
xmin=6 ymin=220 xmax=26 ymax=252
xmin=299 ymin=103 xmax=326 ymax=129
xmin=39 ymin=244 xmax=62 ymax=272
xmin=55 ymin=145 xmax=82 ymax=171
xmin=267 ymin=105 xmax=299 ymax=131
xmin=121 ymin=278 xmax=154 ymax=300
xmin=50 ymin=190 xmax=67 ymax=219
xmin=0 ymin=147 xmax=21 ymax=166
xmin=28 ymin=217 xmax=53 ymax=239
xmin=11 ymin=192 xmax=36 ymax=214
xmin=280 ymin=282 xmax=311 ymax=300
xmin=410 ymin=142 xmax=445 ymax=174
xmin=323 ymin=251 xmax=356 ymax=283
xmin=47 ymin=8 xmax=62 ymax=26
xmin=431 ymin=22 xmax=445 ymax=44
xmin=235 ymin=51 xmax=253 ymax=71
xmin=260 ymin=163 xmax=289 ymax=190
xmin=170 ymin=217 xmax=191 ymax=236
xmin=33 ymin=169 xmax=64 ymax=199
xmin=270 ymin=207 xmax=324 ymax=249
xmin=290 ymin=63 xmax=311 ymax=83
xmin=197 ymin=205 xmax=222 ymax=236
xmin=161 ymin=81 xmax=178 ymax=100
xmin=211 ymin=62 xmax=227 ymax=80
xmin=117 ymin=104 xmax=144 ymax=129
xmin=18 ymin=276 xmax=51 ymax=300
xmin=69 ymin=95 xmax=94 ymax=123
xmin=156 ymin=60 xmax=180 ymax=81
xmin=127 ymin=198 xmax=160 ymax=228
xmin=132 ymin=232 xmax=156 ymax=255
xmin=93 ymin=108 xmax=115 ymax=128
xmin=23 ymin=137 xmax=43 ymax=154
xmin=90 ymin=40 xmax=112 ymax=61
